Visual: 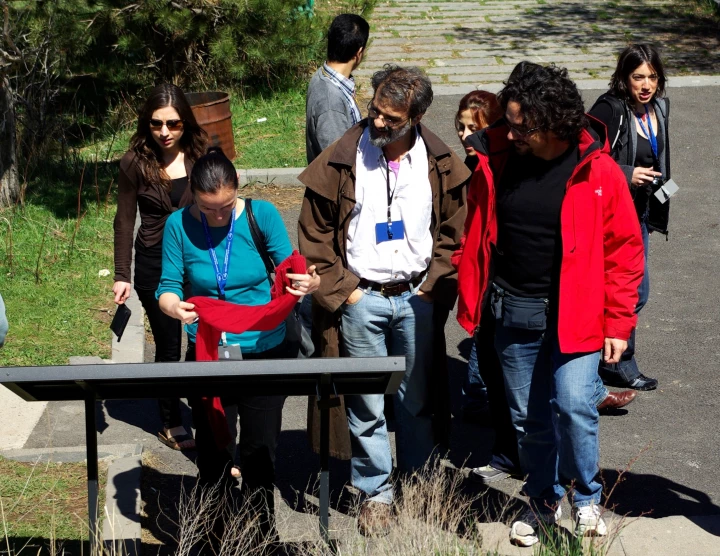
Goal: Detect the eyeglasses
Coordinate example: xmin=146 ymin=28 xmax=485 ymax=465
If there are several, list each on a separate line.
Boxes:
xmin=149 ymin=118 xmax=184 ymax=131
xmin=505 ymin=119 xmax=542 ymax=138
xmin=367 ymin=104 xmax=409 ymax=129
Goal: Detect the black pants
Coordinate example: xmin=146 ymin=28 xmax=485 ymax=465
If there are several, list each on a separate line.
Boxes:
xmin=135 ymin=287 xmax=184 ymax=430
xmin=186 ymin=341 xmax=286 ymax=540
xmin=476 ymin=309 xmax=521 ymax=474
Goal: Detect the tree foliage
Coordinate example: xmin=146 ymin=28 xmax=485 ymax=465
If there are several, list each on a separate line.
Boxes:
xmin=4 ymin=0 xmax=339 ymax=144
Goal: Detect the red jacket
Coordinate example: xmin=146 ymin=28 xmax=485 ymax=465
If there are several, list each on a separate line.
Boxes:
xmin=454 ymin=120 xmax=644 ymax=353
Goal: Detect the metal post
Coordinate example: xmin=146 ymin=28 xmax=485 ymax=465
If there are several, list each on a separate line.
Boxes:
xmin=85 ymin=395 xmax=99 ymax=553
xmin=318 ymin=373 xmax=331 ymax=544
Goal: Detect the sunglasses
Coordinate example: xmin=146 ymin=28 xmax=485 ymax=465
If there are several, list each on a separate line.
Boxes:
xmin=149 ymin=118 xmax=184 ymax=131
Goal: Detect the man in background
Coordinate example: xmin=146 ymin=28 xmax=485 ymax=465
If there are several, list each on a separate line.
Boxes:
xmin=306 ymin=13 xmax=369 ymax=164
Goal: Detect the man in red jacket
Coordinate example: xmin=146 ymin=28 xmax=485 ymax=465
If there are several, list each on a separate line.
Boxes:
xmin=454 ymin=62 xmax=644 ymax=547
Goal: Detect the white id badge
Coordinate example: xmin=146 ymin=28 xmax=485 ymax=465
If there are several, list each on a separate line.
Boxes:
xmin=221 ymin=332 xmax=242 ymax=360
xmin=654 ymin=179 xmax=679 ymax=204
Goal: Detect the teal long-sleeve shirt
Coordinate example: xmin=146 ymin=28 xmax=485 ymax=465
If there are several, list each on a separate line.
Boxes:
xmin=157 ymin=200 xmax=292 ymax=353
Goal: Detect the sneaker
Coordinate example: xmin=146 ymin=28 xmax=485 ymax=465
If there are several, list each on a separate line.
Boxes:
xmin=470 ymin=464 xmax=510 ymax=484
xmin=510 ymin=506 xmax=561 ymax=547
xmin=627 ymin=373 xmax=658 ymax=391
xmin=572 ymin=504 xmax=608 ymax=537
xmin=603 ymin=372 xmax=658 ymax=391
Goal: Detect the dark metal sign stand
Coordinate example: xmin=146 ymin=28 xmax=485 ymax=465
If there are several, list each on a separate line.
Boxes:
xmin=1 ymin=357 xmax=404 ymax=551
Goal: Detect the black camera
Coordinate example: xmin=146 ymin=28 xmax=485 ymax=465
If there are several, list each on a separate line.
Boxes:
xmin=651 ymin=174 xmax=664 ymax=189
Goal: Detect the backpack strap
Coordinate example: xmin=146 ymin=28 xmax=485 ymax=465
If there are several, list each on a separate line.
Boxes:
xmin=244 ymin=199 xmax=275 ymax=285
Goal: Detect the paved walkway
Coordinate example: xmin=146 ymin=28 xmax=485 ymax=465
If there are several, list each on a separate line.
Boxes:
xmin=359 ymin=0 xmax=720 ymax=95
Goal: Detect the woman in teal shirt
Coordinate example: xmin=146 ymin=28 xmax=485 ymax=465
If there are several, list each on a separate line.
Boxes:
xmin=158 ymin=147 xmax=319 ymax=544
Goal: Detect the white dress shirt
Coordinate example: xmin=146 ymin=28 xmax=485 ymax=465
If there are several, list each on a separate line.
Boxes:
xmin=347 ymin=127 xmax=433 ymax=283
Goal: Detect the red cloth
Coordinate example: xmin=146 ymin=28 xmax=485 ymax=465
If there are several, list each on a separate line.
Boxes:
xmin=454 ymin=119 xmax=644 ymax=353
xmin=188 ymin=251 xmax=306 ymax=449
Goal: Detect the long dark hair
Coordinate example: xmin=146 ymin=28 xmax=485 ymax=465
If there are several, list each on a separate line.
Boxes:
xmin=191 ymin=147 xmax=238 ymax=194
xmin=455 ymin=90 xmax=503 ymax=133
xmin=609 ymin=44 xmax=667 ymax=105
xmin=129 ymin=84 xmax=207 ymax=191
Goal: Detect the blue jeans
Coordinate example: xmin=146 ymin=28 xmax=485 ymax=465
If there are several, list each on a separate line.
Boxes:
xmin=495 ymin=323 xmax=602 ymax=511
xmin=462 ymin=331 xmax=490 ymax=411
xmin=340 ymin=284 xmax=436 ymax=504
xmin=599 ymin=212 xmax=650 ymax=383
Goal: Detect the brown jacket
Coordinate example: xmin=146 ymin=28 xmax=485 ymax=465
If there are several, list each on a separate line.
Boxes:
xmin=298 ymin=121 xmax=470 ymax=458
xmin=113 ymin=151 xmax=194 ymax=282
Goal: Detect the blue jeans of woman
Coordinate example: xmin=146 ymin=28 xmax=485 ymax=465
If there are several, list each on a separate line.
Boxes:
xmin=495 ymin=322 xmax=602 ymax=511
xmin=340 ymin=284 xmax=436 ymax=504
xmin=599 ymin=212 xmax=650 ymax=383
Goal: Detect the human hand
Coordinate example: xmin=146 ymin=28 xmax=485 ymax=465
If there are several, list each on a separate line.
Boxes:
xmin=603 ymin=338 xmax=627 ymax=364
xmin=286 ymin=265 xmax=320 ymax=297
xmin=173 ymin=301 xmax=198 ymax=324
xmin=631 ymin=166 xmax=662 ymax=187
xmin=113 ymin=281 xmax=132 ymax=305
xmin=346 ymin=288 xmax=364 ymax=305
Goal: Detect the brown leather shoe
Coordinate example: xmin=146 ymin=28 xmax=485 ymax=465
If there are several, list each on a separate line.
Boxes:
xmin=357 ymin=500 xmax=393 ymax=537
xmin=598 ymin=389 xmax=637 ymax=411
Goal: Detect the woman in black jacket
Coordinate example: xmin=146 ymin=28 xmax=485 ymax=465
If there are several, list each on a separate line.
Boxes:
xmin=589 ymin=44 xmax=670 ymax=391
xmin=113 ymin=84 xmax=207 ymax=449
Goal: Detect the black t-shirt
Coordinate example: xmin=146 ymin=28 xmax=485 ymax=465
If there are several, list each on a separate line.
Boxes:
xmin=170 ymin=176 xmax=188 ymax=208
xmin=633 ymin=128 xmax=664 ymax=216
xmin=134 ymin=176 xmax=188 ymax=289
xmin=494 ymin=145 xmax=579 ymax=299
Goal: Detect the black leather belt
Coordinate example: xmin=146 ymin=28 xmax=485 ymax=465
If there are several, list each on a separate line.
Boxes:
xmin=358 ymin=272 xmax=426 ymax=297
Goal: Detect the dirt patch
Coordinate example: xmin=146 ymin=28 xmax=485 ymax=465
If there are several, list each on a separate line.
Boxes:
xmin=239 ymin=185 xmax=305 ymax=211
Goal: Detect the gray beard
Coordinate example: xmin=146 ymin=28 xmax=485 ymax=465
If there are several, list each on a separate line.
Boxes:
xmin=368 ymin=120 xmax=412 ymax=148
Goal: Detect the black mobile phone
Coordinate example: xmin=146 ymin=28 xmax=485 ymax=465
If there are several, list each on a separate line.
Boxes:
xmin=110 ymin=304 xmax=132 ymax=342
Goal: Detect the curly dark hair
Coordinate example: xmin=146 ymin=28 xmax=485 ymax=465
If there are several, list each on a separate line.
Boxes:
xmin=497 ymin=62 xmax=588 ymax=142
xmin=129 ymin=84 xmax=207 ymax=192
xmin=609 ymin=44 xmax=667 ymax=105
xmin=371 ymin=64 xmax=433 ymax=120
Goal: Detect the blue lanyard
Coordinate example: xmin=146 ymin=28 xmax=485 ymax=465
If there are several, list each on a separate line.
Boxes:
xmin=635 ymin=104 xmax=658 ymax=160
xmin=200 ymin=209 xmax=235 ymax=300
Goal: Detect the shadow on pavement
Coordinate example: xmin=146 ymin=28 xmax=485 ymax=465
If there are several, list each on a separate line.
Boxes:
xmin=602 ymin=468 xmax=720 ymax=526
xmin=452 ymin=2 xmax=720 ymax=75
xmin=275 ymin=429 xmax=355 ymax=516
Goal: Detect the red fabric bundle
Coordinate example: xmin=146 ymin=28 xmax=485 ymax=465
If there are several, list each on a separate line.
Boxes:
xmin=188 ymin=251 xmax=306 ymax=449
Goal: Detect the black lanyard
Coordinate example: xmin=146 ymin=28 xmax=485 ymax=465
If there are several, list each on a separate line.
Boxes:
xmin=385 ymin=157 xmax=397 ymax=239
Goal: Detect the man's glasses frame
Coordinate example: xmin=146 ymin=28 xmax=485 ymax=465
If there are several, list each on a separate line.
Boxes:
xmin=149 ymin=118 xmax=185 ymax=131
xmin=367 ymin=103 xmax=409 ymax=129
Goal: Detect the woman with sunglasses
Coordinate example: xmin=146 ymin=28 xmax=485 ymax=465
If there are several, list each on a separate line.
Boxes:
xmin=589 ymin=44 xmax=670 ymax=392
xmin=113 ymin=83 xmax=207 ymax=451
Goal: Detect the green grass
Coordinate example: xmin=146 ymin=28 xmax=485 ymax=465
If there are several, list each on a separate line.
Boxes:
xmin=0 ymin=456 xmax=106 ymax=542
xmin=0 ymin=165 xmax=115 ymax=367
xmin=231 ymin=88 xmax=307 ymax=169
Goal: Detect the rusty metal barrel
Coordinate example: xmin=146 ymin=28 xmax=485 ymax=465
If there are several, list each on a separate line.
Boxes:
xmin=185 ymin=92 xmax=236 ymax=160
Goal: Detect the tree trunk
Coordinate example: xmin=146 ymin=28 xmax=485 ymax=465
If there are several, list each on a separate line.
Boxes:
xmin=0 ymin=75 xmax=19 ymax=207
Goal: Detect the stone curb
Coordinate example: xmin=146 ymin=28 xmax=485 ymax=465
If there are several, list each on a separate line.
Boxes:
xmin=104 ymin=450 xmax=143 ymax=556
xmin=240 ymin=167 xmax=305 ymax=187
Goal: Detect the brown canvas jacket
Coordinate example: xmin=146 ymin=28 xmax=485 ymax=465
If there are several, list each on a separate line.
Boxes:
xmin=298 ymin=121 xmax=469 ymax=459
xmin=298 ymin=120 xmax=470 ymax=356
xmin=113 ymin=151 xmax=194 ymax=283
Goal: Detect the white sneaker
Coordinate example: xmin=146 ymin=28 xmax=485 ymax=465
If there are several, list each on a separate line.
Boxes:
xmin=573 ymin=504 xmax=608 ymax=537
xmin=509 ymin=506 xmax=562 ymax=547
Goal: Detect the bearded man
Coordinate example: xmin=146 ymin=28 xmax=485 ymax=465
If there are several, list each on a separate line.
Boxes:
xmin=298 ymin=65 xmax=469 ymax=535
